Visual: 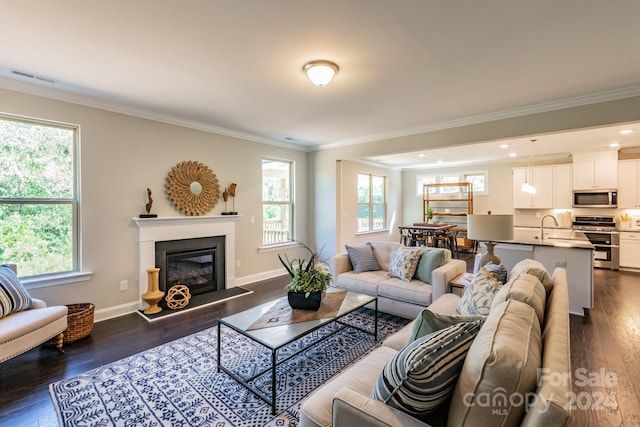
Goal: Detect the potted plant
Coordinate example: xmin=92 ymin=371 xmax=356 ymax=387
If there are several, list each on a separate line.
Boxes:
xmin=427 ymin=206 xmax=434 ymax=224
xmin=278 ymin=242 xmax=332 ymax=310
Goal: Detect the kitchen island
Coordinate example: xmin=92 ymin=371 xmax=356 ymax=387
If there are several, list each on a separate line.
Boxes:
xmin=489 ymin=228 xmax=594 ymax=316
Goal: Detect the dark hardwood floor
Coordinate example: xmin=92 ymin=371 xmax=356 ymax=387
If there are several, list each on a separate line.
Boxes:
xmin=1 ymin=255 xmax=639 ymax=426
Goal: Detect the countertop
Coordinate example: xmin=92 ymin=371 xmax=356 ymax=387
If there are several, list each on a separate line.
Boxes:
xmin=494 ymin=229 xmax=595 ymax=250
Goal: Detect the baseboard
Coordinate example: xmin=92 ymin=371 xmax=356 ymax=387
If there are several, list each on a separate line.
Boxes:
xmin=93 ymin=270 xmax=287 ymax=323
xmin=234 ymin=268 xmax=287 ymax=287
xmin=94 ymin=301 xmax=140 ymax=323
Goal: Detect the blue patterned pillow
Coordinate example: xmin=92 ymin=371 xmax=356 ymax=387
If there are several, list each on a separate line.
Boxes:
xmin=372 ymin=320 xmax=482 ymax=415
xmin=388 ymin=247 xmax=422 ymax=281
xmin=457 ymin=268 xmax=502 ymax=316
xmin=0 ymin=265 xmax=34 ymax=318
xmin=484 ymin=261 xmax=508 ymax=284
xmin=345 ymin=244 xmax=380 ymax=273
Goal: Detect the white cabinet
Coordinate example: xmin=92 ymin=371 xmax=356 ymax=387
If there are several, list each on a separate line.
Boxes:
xmin=572 ymin=151 xmax=618 ymax=190
xmin=553 ymin=164 xmax=573 ymax=209
xmin=513 ymin=166 xmax=553 ymax=208
xmin=618 ymin=160 xmax=640 ymax=208
xmin=513 ymin=165 xmax=569 ymax=209
xmin=620 ymin=232 xmax=640 ymax=269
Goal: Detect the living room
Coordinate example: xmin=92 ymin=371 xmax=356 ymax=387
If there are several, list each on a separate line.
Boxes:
xmin=2 ymin=2 xmax=640 ymax=426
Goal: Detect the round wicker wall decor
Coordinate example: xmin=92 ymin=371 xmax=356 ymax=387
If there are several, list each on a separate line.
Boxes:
xmin=166 ymin=160 xmax=220 ymax=216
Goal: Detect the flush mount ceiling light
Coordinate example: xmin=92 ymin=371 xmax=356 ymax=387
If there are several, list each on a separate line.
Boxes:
xmin=303 ymin=60 xmax=339 ymax=87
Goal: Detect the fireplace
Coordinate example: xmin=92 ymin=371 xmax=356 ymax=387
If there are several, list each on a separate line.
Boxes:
xmin=155 ymin=236 xmax=225 ymax=297
xmin=133 ymin=215 xmax=238 ymax=313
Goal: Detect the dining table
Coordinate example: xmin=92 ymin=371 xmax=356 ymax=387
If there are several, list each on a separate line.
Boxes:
xmin=398 ymin=223 xmax=457 ymax=247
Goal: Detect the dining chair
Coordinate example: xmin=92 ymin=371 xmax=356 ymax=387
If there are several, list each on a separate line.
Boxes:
xmin=433 ymin=228 xmax=459 ymax=257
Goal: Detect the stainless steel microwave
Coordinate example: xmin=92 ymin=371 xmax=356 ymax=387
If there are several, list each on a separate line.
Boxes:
xmin=572 ymin=189 xmax=617 ymax=208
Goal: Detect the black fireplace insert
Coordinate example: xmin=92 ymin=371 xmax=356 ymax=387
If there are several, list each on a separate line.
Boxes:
xmin=155 ymin=236 xmax=226 ymax=297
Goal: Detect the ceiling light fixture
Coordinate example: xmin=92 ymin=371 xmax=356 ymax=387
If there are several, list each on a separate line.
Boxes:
xmin=619 ymin=129 xmax=633 ymax=135
xmin=303 ymin=60 xmax=339 ymax=87
xmin=521 ymin=139 xmax=537 ymax=194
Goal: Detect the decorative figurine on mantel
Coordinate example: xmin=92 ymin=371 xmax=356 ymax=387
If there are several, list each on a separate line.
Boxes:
xmin=140 ymin=188 xmax=158 ymax=218
xmin=221 ymin=182 xmax=238 ymax=215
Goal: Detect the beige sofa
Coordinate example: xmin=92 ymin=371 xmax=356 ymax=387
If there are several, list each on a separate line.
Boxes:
xmin=0 ymin=264 xmax=68 ymax=362
xmin=329 ymin=241 xmax=466 ymax=319
xmin=300 ymin=264 xmax=572 ymax=427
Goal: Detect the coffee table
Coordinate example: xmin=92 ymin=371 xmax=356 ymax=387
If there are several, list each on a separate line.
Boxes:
xmin=217 ymin=290 xmax=377 ymax=414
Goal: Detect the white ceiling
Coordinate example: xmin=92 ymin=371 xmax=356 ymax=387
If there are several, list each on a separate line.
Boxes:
xmin=2 ymin=1 xmax=640 ymax=167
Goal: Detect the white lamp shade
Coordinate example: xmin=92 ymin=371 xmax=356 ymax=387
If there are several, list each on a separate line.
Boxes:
xmin=303 ymin=61 xmax=338 ymax=87
xmin=467 ymin=214 xmax=514 ymax=241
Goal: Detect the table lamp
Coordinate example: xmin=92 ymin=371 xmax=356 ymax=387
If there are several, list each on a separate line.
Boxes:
xmin=467 ymin=213 xmax=514 ymax=267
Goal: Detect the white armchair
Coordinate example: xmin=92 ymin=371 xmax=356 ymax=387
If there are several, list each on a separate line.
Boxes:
xmin=0 ymin=264 xmax=68 ymax=363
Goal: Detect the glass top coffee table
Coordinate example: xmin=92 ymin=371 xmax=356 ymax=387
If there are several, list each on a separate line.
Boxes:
xmin=216 ymin=289 xmax=377 ymax=414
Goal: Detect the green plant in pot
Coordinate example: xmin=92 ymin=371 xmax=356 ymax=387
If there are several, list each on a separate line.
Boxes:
xmin=278 ymin=242 xmax=332 ymax=310
xmin=427 ymin=206 xmax=434 ymax=223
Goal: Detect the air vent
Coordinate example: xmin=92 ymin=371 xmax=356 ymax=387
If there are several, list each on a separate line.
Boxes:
xmin=10 ymin=69 xmax=56 ymax=84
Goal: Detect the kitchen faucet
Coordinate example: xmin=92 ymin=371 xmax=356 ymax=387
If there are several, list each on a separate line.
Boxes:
xmin=540 ymin=214 xmax=559 ymax=240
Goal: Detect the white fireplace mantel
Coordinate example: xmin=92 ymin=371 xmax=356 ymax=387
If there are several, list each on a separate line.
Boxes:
xmin=132 ymin=215 xmax=239 ymax=309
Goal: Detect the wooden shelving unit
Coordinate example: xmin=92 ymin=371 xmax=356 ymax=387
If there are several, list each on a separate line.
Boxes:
xmin=423 ymin=182 xmax=475 ymax=252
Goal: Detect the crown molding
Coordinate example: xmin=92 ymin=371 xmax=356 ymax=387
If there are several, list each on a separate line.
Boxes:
xmin=320 ymin=85 xmax=640 ymax=151
xmin=3 ymin=76 xmax=640 ymax=154
xmin=0 ymin=77 xmax=309 ymax=152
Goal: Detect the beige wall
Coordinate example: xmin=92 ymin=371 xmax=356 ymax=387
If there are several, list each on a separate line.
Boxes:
xmin=313 ymin=95 xmax=640 ymax=256
xmin=4 ymin=86 xmax=640 ymax=320
xmin=401 ymin=163 xmax=515 ymax=224
xmin=0 ymin=88 xmax=310 ymax=319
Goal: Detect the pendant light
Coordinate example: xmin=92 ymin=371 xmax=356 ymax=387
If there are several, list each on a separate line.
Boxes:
xmin=521 ymin=139 xmax=537 ymax=194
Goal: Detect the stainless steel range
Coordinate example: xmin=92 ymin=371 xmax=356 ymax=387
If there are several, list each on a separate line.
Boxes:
xmin=572 ymin=215 xmax=619 ymax=270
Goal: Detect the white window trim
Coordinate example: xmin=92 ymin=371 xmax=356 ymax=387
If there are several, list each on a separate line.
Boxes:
xmin=261 ymin=157 xmax=294 ymax=246
xmin=1 ymin=113 xmax=84 ymax=283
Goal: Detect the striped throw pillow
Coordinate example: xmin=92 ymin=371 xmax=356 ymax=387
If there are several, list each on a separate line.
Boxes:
xmin=345 ymin=244 xmax=381 ymax=273
xmin=0 ymin=265 xmax=34 ymax=318
xmin=371 ymin=320 xmax=482 ymax=416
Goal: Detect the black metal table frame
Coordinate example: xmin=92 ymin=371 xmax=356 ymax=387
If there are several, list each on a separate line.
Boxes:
xmin=217 ymin=298 xmax=378 ymax=415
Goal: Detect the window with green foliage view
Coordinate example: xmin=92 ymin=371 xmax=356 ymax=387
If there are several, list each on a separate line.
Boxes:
xmin=357 ymin=173 xmax=386 ymax=232
xmin=0 ymin=115 xmax=78 ymax=277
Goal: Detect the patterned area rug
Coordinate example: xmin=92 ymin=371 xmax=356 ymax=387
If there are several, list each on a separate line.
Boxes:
xmin=49 ymin=308 xmax=409 ymax=427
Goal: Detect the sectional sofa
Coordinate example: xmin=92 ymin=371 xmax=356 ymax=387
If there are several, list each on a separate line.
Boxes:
xmin=300 ymin=260 xmax=572 ymax=427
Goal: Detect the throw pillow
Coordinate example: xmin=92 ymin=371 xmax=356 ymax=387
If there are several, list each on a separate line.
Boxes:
xmin=492 ymin=273 xmax=547 ymax=326
xmin=0 ymin=265 xmax=34 ymax=318
xmin=448 ymin=300 xmax=542 ymax=427
xmin=456 ymin=268 xmax=502 ymax=316
xmin=509 ymin=259 xmax=553 ymax=292
xmin=408 ymin=308 xmax=485 ymax=343
xmin=413 ymin=248 xmax=446 ymax=283
xmin=483 ymin=261 xmax=508 ymax=284
xmin=372 ymin=320 xmax=482 ymax=416
xmin=345 ymin=244 xmax=380 ymax=273
xmin=388 ymin=247 xmax=422 ymax=281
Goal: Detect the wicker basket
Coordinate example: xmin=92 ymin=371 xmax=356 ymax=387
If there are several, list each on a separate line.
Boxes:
xmin=57 ymin=303 xmax=95 ymax=344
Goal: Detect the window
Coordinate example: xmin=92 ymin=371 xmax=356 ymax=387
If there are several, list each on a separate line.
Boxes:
xmin=0 ymin=115 xmax=78 ymax=277
xmin=416 ymin=171 xmax=489 ymax=196
xmin=416 ymin=175 xmax=436 ymax=196
xmin=464 ymin=171 xmax=488 ymax=195
xmin=262 ymin=159 xmax=293 ymax=245
xmin=439 ymin=175 xmax=461 ymax=194
xmin=357 ymin=173 xmax=386 ymax=233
